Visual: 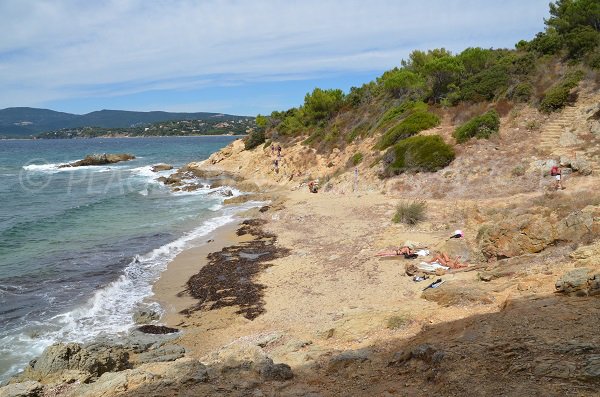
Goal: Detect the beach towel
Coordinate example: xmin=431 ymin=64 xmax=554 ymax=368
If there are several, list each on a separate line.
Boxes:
xmin=417 ymin=261 xmax=450 ymax=272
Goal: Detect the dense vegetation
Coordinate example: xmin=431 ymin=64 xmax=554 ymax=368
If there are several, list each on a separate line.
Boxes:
xmin=38 ymin=117 xmax=254 ymax=139
xmin=246 ymin=0 xmax=599 ymax=178
xmin=453 ymin=110 xmax=500 ymax=143
xmin=382 ymin=135 xmax=455 ymax=175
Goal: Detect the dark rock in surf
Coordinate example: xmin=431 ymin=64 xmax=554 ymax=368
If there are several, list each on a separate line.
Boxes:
xmin=59 ymin=153 xmax=135 ymax=168
xmin=151 ymin=163 xmax=173 ymax=172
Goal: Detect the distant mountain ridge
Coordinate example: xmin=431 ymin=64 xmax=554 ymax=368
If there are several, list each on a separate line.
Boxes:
xmin=0 ymin=107 xmax=251 ymax=137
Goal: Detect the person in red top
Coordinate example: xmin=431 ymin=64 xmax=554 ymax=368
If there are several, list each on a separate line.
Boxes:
xmin=550 ymin=165 xmax=563 ymax=190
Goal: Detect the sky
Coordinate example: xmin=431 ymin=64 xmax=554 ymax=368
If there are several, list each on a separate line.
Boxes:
xmin=0 ymin=0 xmax=551 ymax=116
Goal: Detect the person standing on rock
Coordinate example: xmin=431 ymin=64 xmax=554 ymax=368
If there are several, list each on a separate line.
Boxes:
xmin=550 ymin=165 xmax=563 ymax=190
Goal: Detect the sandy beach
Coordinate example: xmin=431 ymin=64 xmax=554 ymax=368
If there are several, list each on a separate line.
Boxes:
xmin=152 ymin=186 xmax=505 ymax=368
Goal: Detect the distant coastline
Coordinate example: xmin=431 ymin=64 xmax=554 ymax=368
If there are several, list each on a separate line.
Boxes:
xmin=0 ymin=134 xmax=248 ymax=140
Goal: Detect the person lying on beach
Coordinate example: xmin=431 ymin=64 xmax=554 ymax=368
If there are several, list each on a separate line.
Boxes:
xmin=375 ymin=246 xmax=418 ymax=258
xmin=427 ymin=252 xmax=467 ymax=269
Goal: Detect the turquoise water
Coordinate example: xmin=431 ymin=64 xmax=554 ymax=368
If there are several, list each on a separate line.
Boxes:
xmin=0 ymin=136 xmax=250 ymax=381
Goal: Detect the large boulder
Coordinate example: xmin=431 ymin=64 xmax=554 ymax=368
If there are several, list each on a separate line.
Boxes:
xmin=151 ymin=164 xmax=173 ymax=172
xmin=19 ymin=343 xmax=129 ymax=383
xmin=555 ymin=268 xmax=600 ymax=296
xmin=59 ymin=154 xmax=135 ymax=168
xmin=434 ymin=238 xmax=477 ymax=262
xmin=478 ymin=214 xmax=558 ymax=260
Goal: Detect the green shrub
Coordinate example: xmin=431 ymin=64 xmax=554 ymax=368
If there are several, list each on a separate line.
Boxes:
xmin=392 ymin=200 xmax=427 ymax=225
xmin=512 ymin=53 xmax=537 ymax=75
xmin=351 ymin=152 xmax=363 ymax=166
xmin=277 ymin=113 xmax=304 ymax=135
xmin=453 ymin=110 xmax=500 ymax=143
xmin=511 ymin=82 xmax=534 ymax=102
xmin=377 ymin=111 xmax=440 ymax=150
xmin=565 ymin=26 xmax=600 ymax=59
xmin=585 ymin=48 xmax=600 ymax=69
xmin=244 ymin=129 xmax=265 ymax=150
xmin=378 ymin=68 xmax=426 ymax=98
xmin=540 ymin=85 xmax=571 ymax=113
xmin=382 ymin=135 xmax=455 ymax=175
xmin=528 ymin=31 xmax=563 ymax=55
xmin=303 ymin=88 xmax=345 ymax=122
xmin=539 ymin=69 xmax=584 ymax=113
xmin=459 ymin=65 xmax=510 ymax=102
xmin=376 ymin=101 xmax=427 ymax=130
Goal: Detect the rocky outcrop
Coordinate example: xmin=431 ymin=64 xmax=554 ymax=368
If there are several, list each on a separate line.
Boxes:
xmin=0 ymin=381 xmax=43 ymax=397
xmin=59 ymin=153 xmax=135 ymax=168
xmin=478 ymin=213 xmax=559 ymax=260
xmin=479 ymin=207 xmax=600 ymax=260
xmin=17 ymin=343 xmax=129 ymax=383
xmin=12 ymin=330 xmax=186 ymax=385
xmin=555 ymin=268 xmax=600 ymax=296
xmin=151 ymin=163 xmax=173 ymax=172
xmin=62 ymin=358 xmax=209 ymax=397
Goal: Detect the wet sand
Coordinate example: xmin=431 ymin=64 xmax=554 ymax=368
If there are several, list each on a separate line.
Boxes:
xmin=152 ymin=221 xmax=251 ymax=327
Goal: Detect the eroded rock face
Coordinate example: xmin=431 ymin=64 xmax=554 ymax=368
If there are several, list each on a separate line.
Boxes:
xmin=479 ymin=207 xmax=600 ymax=260
xmin=555 ymin=268 xmax=600 ymax=296
xmin=479 ymin=214 xmax=558 ymax=260
xmin=59 ymin=154 xmax=135 ymax=168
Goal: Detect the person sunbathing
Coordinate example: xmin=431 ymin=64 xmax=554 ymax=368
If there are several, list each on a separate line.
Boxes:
xmin=428 ymin=252 xmax=467 ymax=269
xmin=375 ymin=246 xmax=418 ymax=258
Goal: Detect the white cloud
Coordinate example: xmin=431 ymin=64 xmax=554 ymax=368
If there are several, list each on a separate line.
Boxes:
xmin=0 ymin=0 xmax=549 ymax=109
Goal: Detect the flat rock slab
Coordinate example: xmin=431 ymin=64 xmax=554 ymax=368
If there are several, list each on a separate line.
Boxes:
xmin=421 ymin=280 xmax=495 ymax=306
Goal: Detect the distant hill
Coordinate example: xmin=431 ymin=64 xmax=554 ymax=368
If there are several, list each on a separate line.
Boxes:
xmin=0 ymin=107 xmax=251 ymax=138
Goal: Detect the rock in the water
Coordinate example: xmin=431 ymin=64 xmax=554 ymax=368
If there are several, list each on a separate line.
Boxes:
xmin=151 ymin=163 xmax=173 ymax=172
xmin=132 ymin=309 xmax=160 ymax=325
xmin=59 ymin=153 xmax=135 ymax=168
xmin=0 ymin=381 xmax=44 ymax=397
xmin=421 ymin=280 xmax=494 ymax=306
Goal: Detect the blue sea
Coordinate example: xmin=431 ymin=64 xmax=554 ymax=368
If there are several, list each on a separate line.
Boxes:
xmin=0 ymin=136 xmax=253 ymax=381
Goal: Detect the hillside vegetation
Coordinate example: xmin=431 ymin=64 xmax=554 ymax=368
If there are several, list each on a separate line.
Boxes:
xmin=245 ymin=0 xmax=600 ymax=180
